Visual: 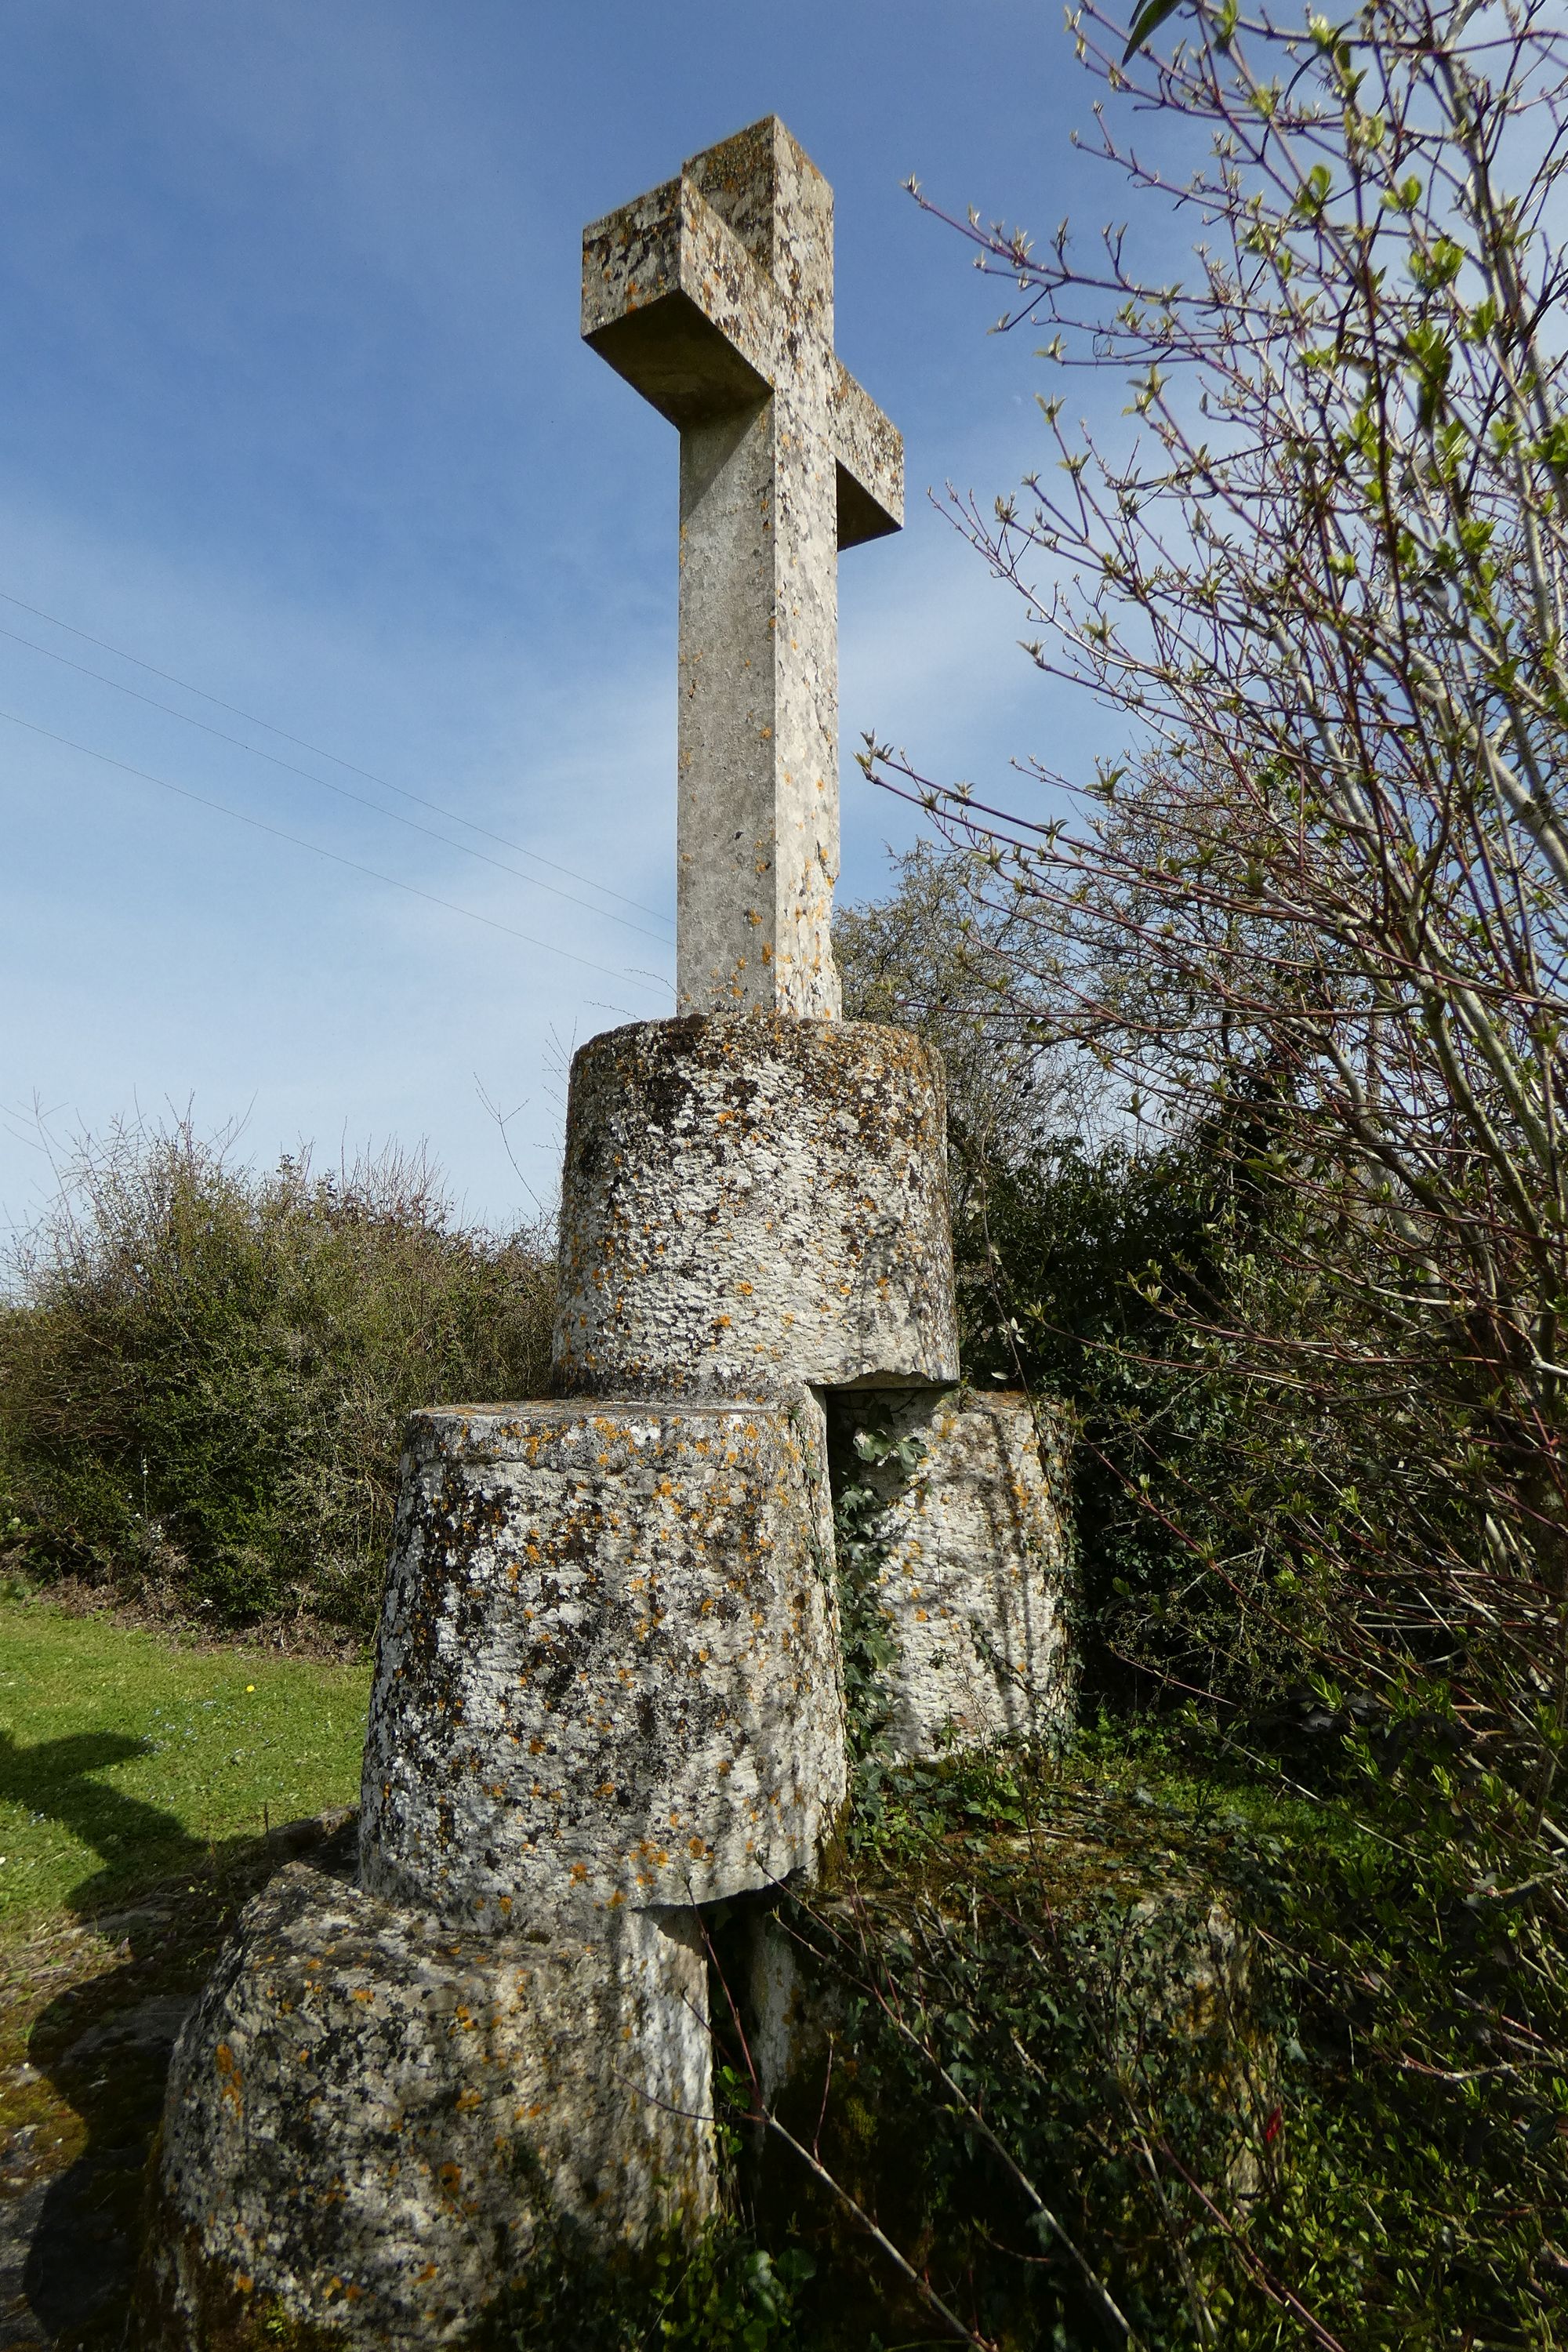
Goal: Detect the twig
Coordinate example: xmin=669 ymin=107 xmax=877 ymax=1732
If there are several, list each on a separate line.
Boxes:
xmin=761 ymin=2109 xmax=999 ymax=2350
xmin=1155 ymin=2140 xmax=1351 ymax=2352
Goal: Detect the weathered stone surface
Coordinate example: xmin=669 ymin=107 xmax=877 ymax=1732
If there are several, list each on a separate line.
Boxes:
xmin=143 ymin=109 xmax=1090 ymax=2352
xmin=143 ymin=1849 xmax=716 ymax=2350
xmin=583 ymin=117 xmax=902 ymax=1018
xmin=554 ymin=1014 xmax=958 ymax=1398
xmin=359 ymin=1396 xmax=845 ymax=1930
xmin=829 ymin=1389 xmax=1075 ymax=1760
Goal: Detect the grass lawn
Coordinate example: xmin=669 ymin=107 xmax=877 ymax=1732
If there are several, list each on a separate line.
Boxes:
xmin=0 ymin=1595 xmax=372 ymax=1931
xmin=0 ymin=1597 xmax=373 ymax=2346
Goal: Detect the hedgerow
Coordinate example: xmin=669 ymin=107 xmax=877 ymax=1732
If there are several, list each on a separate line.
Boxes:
xmin=0 ymin=1119 xmax=553 ymax=1631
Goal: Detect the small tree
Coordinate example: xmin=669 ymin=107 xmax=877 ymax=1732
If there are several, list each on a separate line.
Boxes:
xmin=836 ymin=840 xmax=1106 ymax=1229
xmin=873 ymin=0 xmax=1568 ymax=1829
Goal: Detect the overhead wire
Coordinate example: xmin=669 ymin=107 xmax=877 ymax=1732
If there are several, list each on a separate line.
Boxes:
xmin=0 ymin=618 xmax=675 ymax=949
xmin=0 ymin=585 xmax=674 ymax=928
xmin=0 ymin=706 xmax=670 ymax=1008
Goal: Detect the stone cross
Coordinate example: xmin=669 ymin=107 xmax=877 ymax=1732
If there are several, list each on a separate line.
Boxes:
xmin=583 ymin=117 xmax=903 ymax=1020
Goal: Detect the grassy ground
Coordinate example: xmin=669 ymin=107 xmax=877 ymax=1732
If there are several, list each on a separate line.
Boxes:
xmin=0 ymin=1597 xmax=371 ymax=1929
xmin=0 ymin=1598 xmax=372 ymax=2348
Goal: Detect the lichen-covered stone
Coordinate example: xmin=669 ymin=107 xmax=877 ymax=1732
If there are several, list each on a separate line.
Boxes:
xmin=554 ymin=1014 xmax=958 ymax=1398
xmin=143 ymin=1849 xmax=715 ymax=2349
xmin=143 ymin=107 xmax=1087 ymax=2352
xmin=829 ymin=1388 xmax=1075 ymax=1760
xmin=582 ymin=118 xmax=902 ymax=1018
xmin=359 ymin=1396 xmax=845 ymax=1929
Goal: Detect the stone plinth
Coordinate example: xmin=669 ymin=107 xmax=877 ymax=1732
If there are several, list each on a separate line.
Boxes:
xmin=143 ymin=1847 xmax=716 ymax=2350
xmin=829 ymin=1389 xmax=1075 ymax=1760
xmin=553 ymin=1014 xmax=958 ymax=1398
xmin=358 ymin=1396 xmax=845 ymax=1930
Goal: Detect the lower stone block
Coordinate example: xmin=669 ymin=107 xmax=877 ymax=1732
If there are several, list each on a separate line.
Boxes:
xmin=141 ymin=1844 xmax=717 ymax=2349
xmin=829 ymin=1388 xmax=1074 ymax=1760
xmin=359 ymin=1396 xmax=845 ymax=1929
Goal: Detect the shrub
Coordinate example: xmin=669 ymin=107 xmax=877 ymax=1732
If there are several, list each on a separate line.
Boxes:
xmin=0 ymin=1119 xmax=554 ymax=1631
xmin=737 ymin=1737 xmax=1568 ymax=2351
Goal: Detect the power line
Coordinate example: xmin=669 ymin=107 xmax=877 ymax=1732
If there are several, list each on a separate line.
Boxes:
xmin=0 ymin=585 xmax=675 ymax=929
xmin=0 ymin=706 xmax=671 ymax=1006
xmin=0 ymin=619 xmax=674 ymax=949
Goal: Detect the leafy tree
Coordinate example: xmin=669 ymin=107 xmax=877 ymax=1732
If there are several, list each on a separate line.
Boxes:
xmin=873 ymin=0 xmax=1568 ymax=1832
xmin=822 ymin=6 xmax=1568 ymax=2335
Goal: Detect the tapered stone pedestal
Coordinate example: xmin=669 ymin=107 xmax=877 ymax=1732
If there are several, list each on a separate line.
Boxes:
xmin=360 ymin=1396 xmax=846 ymax=1929
xmin=142 ymin=1392 xmax=846 ymax=2347
xmin=830 ymin=1389 xmax=1075 ymax=1760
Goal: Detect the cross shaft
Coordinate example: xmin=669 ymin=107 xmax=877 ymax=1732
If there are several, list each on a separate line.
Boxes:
xmin=583 ymin=117 xmax=902 ymax=1019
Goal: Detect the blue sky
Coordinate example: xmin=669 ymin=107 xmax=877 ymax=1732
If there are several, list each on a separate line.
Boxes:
xmin=0 ymin=0 xmax=1129 ymax=1238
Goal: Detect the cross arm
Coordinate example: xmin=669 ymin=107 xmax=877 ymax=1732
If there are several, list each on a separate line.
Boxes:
xmin=830 ymin=362 xmax=903 ymax=547
xmin=582 ymin=176 xmax=778 ymax=426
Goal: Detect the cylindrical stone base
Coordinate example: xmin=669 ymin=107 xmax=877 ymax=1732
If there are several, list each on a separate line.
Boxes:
xmin=140 ymin=1849 xmax=716 ymax=2350
xmin=359 ymin=1396 xmax=846 ymax=1930
xmin=552 ymin=1014 xmax=958 ymax=1396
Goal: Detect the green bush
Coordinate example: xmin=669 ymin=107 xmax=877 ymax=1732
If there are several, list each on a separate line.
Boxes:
xmin=499 ymin=2216 xmax=812 ymax=2351
xmin=955 ymin=1122 xmax=1345 ymax=1715
xmin=838 ymin=844 xmax=1568 ymax=2336
xmin=0 ymin=1120 xmax=554 ymax=1631
xmin=732 ymin=1737 xmax=1568 ymax=2351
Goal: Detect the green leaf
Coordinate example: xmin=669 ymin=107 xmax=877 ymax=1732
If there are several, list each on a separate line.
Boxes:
xmin=1123 ymin=0 xmax=1184 ymax=60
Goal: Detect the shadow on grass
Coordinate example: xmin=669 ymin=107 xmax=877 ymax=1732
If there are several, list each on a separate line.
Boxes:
xmin=0 ymin=1735 xmax=350 ymax=2347
xmin=0 ymin=1730 xmax=210 ymax=1918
